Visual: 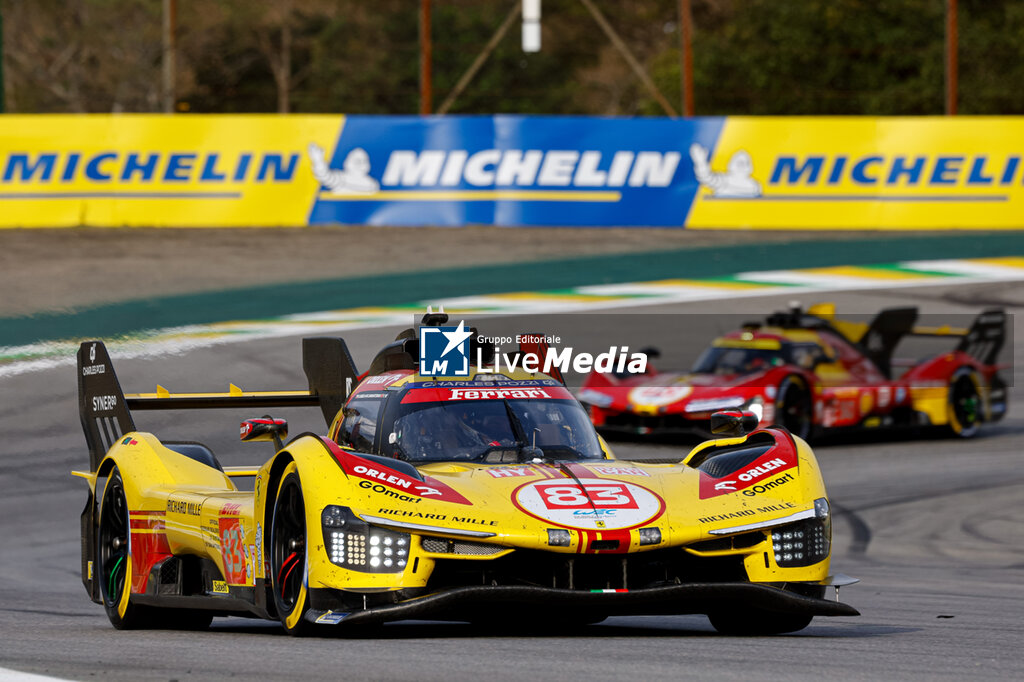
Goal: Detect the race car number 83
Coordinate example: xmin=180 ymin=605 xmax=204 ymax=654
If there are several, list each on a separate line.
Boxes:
xmin=536 ymin=483 xmax=639 ymax=510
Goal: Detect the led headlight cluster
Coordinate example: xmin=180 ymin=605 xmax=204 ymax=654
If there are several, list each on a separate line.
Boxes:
xmin=321 ymin=505 xmax=409 ymax=573
xmin=637 ymin=527 xmax=662 ymax=546
xmin=771 ymin=497 xmax=831 ymax=567
xmin=547 ymin=529 xmax=571 ymax=547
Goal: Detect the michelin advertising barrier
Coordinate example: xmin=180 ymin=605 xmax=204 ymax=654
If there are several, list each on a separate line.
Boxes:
xmin=1 ymin=114 xmax=1022 ymax=229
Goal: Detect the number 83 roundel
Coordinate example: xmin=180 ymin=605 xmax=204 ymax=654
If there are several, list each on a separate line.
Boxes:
xmin=512 ymin=478 xmax=665 ymax=530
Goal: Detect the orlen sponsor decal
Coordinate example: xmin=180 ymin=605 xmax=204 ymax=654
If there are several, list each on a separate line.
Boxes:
xmin=400 ymin=385 xmax=576 ymax=403
xmin=698 ymin=445 xmax=798 ymax=499
xmin=322 ymin=438 xmax=472 ymax=506
xmin=513 ymin=478 xmax=664 ymax=530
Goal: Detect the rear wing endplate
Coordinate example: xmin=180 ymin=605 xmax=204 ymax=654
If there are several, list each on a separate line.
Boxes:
xmin=952 ymin=309 xmax=1006 ymax=366
xmin=77 ymin=337 xmax=359 ymax=472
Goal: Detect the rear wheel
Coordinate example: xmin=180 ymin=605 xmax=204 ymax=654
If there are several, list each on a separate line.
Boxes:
xmin=776 ymin=376 xmax=812 ymax=440
xmin=270 ymin=463 xmax=312 ymax=636
xmin=98 ymin=470 xmax=152 ymax=629
xmin=98 ymin=470 xmax=213 ymax=630
xmin=947 ymin=369 xmax=982 ymax=438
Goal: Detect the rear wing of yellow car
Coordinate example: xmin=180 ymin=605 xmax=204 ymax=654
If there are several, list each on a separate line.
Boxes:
xmin=77 ymin=337 xmax=359 ymax=473
xmin=810 ymin=304 xmax=1005 ymax=378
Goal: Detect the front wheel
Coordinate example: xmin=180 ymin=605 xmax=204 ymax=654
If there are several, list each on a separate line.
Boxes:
xmin=775 ymin=376 xmax=812 ymax=441
xmin=270 ymin=463 xmax=312 ymax=635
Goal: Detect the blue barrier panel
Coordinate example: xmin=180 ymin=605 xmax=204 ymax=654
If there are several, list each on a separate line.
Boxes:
xmin=307 ymin=115 xmax=725 ymax=227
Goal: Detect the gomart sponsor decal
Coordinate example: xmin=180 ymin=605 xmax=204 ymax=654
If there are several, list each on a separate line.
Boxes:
xmin=742 ymin=471 xmax=794 ymax=497
xmin=359 ymin=479 xmax=423 ymax=504
xmin=513 ymin=478 xmax=664 ymax=530
xmin=698 ymin=444 xmax=798 ymax=499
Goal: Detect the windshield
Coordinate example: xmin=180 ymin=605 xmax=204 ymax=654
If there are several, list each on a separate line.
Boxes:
xmin=692 ymin=346 xmax=786 ymax=375
xmin=388 ymin=398 xmax=605 ymax=463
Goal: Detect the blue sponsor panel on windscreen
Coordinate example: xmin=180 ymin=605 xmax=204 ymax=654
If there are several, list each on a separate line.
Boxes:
xmin=307 ymin=115 xmax=725 ymax=227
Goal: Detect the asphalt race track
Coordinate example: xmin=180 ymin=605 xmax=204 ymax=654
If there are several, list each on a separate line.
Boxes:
xmin=1 ymin=283 xmax=1022 ymax=681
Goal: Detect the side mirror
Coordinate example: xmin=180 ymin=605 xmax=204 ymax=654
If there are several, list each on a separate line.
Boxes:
xmin=241 ymin=417 xmax=288 ymax=450
xmin=710 ymin=410 xmax=759 ymax=437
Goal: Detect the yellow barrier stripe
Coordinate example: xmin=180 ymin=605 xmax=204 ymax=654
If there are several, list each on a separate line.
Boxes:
xmin=317 ymin=190 xmax=622 ymax=202
xmin=799 ymin=266 xmax=935 ymax=280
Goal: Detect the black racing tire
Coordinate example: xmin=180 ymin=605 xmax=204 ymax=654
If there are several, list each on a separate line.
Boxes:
xmin=708 ymin=610 xmax=813 ymax=636
xmin=775 ymin=376 xmax=813 ymax=441
xmin=947 ymin=368 xmax=982 ymax=438
xmin=98 ymin=469 xmax=155 ymax=630
xmin=270 ymin=464 xmax=313 ymax=636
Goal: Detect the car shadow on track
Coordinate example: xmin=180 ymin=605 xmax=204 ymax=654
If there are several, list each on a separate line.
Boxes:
xmin=206 ymin=617 xmax=914 ymax=640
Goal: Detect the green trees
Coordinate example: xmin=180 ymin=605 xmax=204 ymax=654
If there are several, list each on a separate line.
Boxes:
xmin=2 ymin=0 xmax=1022 ymax=115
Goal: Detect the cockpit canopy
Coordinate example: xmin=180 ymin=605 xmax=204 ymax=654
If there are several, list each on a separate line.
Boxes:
xmin=335 ymin=380 xmax=605 ymax=463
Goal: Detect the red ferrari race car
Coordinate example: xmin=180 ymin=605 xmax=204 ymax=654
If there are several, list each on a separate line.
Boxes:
xmin=579 ymin=303 xmax=1007 ymax=441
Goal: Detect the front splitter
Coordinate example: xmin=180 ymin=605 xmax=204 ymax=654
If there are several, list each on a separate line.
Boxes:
xmin=306 ymin=581 xmax=859 ymax=626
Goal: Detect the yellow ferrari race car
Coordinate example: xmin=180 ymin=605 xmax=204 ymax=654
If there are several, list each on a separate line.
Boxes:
xmin=74 ymin=313 xmax=858 ymax=635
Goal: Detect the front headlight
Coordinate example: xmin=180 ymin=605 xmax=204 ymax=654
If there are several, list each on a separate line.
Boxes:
xmin=771 ymin=497 xmax=830 ymax=567
xmin=322 ymin=505 xmax=409 ymax=573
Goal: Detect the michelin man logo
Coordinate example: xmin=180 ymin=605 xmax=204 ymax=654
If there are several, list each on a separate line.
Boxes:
xmin=689 ymin=143 xmax=761 ymax=198
xmin=308 ymin=143 xmax=380 ymax=195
